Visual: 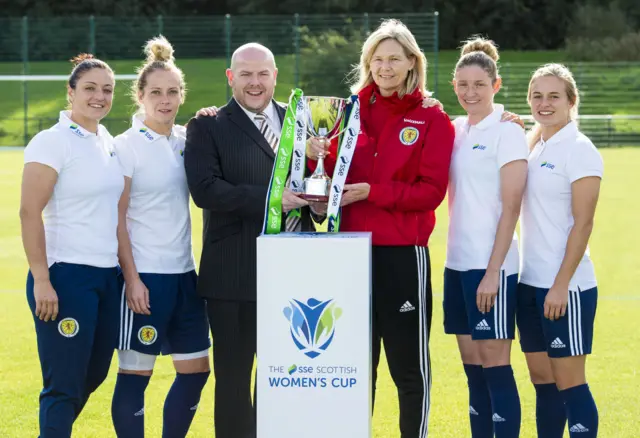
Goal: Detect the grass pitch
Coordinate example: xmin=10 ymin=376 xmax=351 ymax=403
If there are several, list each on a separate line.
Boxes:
xmin=0 ymin=147 xmax=638 ymax=437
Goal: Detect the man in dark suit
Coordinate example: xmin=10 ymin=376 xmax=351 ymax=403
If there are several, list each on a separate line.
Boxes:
xmin=183 ymin=43 xmax=315 ymax=438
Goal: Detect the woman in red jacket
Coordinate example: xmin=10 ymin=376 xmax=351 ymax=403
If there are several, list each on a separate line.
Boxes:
xmin=308 ymin=19 xmax=455 ymax=438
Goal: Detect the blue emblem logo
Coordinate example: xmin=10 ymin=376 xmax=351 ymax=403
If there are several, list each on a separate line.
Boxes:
xmin=283 ymin=298 xmax=343 ymax=358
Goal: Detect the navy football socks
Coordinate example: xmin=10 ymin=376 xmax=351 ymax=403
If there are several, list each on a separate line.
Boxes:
xmin=464 ymin=364 xmax=494 ymax=437
xmin=534 ymin=382 xmax=567 ymax=437
xmin=483 ymin=365 xmax=521 ymax=438
xmin=162 ymin=372 xmax=210 ymax=438
xmin=111 ymin=373 xmax=151 ymax=438
xmin=561 ymin=384 xmax=598 ymax=437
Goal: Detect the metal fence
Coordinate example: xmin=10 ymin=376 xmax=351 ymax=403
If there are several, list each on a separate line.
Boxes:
xmin=1 ymin=14 xmax=640 ymax=147
xmin=0 ymin=14 xmax=439 ymax=80
xmin=6 ymin=114 xmax=638 ymax=149
xmin=0 ymin=13 xmax=440 ymax=146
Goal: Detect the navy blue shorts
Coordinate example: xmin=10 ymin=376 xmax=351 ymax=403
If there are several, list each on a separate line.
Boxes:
xmin=27 ymin=262 xmax=120 ymax=435
xmin=516 ymin=283 xmax=597 ymax=357
xmin=118 ymin=270 xmax=210 ymax=356
xmin=443 ymin=268 xmax=518 ymax=340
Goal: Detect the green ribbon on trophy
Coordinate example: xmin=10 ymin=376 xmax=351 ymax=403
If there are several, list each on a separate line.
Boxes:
xmin=284 ymin=93 xmax=309 ymax=226
xmin=263 ymin=89 xmax=301 ymax=235
xmin=262 ymin=88 xmax=360 ymax=235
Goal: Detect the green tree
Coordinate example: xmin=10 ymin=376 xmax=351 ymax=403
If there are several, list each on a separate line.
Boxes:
xmin=298 ymin=26 xmax=364 ymax=97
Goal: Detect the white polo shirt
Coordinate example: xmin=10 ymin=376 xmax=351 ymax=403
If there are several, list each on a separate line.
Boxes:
xmin=445 ymin=105 xmax=529 ymax=276
xmin=520 ymin=121 xmax=603 ymax=290
xmin=113 ymin=115 xmax=195 ymax=274
xmin=23 ymin=111 xmax=124 ymax=268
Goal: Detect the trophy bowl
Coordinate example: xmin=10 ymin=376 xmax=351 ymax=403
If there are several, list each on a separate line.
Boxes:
xmin=301 ymin=96 xmax=349 ymax=202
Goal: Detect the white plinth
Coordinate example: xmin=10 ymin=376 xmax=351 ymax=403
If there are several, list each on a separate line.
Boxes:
xmin=256 ymin=232 xmax=372 ymax=438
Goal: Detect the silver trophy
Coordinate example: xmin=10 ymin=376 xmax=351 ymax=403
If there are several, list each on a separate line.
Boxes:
xmin=301 ymin=96 xmax=349 ymax=202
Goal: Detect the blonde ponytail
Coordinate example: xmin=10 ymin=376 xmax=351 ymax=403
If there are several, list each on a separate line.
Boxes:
xmin=130 ymin=35 xmax=186 ymax=111
xmin=144 ymin=35 xmax=175 ymax=63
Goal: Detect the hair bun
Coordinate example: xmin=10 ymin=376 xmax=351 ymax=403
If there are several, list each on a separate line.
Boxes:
xmin=70 ymin=53 xmax=95 ymax=66
xmin=144 ymin=35 xmax=175 ymax=63
xmin=461 ymin=36 xmax=499 ymax=62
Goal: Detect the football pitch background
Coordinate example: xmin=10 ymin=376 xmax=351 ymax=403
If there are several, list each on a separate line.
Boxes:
xmin=0 ymin=147 xmax=638 ymax=436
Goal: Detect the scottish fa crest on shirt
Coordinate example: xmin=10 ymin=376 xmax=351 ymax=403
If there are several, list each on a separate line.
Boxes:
xmin=399 ymin=127 xmax=419 ymax=146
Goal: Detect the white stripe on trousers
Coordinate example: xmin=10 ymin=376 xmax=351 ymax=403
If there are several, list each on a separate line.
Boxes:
xmin=119 ymin=284 xmax=134 ymax=350
xmin=568 ymin=289 xmax=584 ymax=356
xmin=494 ymin=272 xmax=501 ymax=339
xmin=493 ymin=271 xmax=508 ymax=339
xmin=415 ymin=246 xmax=431 ymax=438
xmin=501 ymin=271 xmax=507 ymax=339
xmin=576 ymin=289 xmax=583 ymax=355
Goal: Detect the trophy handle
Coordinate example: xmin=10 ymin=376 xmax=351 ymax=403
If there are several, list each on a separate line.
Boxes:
xmin=320 ymin=99 xmax=355 ymax=141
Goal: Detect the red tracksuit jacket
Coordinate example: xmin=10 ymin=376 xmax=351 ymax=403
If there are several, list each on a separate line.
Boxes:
xmin=315 ymin=83 xmax=455 ymax=246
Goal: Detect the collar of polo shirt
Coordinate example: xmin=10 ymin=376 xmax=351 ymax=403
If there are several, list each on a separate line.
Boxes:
xmin=59 ymin=110 xmax=102 ymax=139
xmin=469 ymin=104 xmax=504 ymax=131
xmin=131 ymin=114 xmax=180 ymax=143
xmin=540 ymin=120 xmax=578 ymax=147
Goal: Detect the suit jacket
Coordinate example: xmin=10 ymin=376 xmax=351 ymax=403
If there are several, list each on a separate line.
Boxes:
xmin=184 ymin=97 xmax=316 ymax=301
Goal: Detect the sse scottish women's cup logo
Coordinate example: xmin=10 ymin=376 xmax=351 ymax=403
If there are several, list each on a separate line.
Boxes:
xmin=283 ymin=298 xmax=342 ymax=359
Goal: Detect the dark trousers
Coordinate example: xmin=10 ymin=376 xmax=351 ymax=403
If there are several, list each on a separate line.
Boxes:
xmin=27 ymin=262 xmax=119 ymax=438
xmin=207 ymin=299 xmax=257 ymax=438
xmin=372 ymin=246 xmax=433 ymax=438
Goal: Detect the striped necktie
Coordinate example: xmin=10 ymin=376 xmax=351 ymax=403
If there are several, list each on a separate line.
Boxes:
xmin=255 ymin=112 xmax=279 ymax=153
xmin=254 ymin=112 xmax=301 ymax=232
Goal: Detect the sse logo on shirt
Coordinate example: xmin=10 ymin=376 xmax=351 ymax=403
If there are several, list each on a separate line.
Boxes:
xmin=69 ymin=124 xmax=85 ymax=138
xmin=139 ymin=128 xmax=154 ymax=141
xmin=540 ymin=161 xmax=556 ymax=170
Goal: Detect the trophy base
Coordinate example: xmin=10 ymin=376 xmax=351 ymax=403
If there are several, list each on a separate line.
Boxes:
xmin=300 ymin=193 xmax=329 ymax=202
xmin=302 ymin=176 xmax=331 ymax=203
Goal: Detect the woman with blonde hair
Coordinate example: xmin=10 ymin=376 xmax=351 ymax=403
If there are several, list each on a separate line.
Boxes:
xmin=307 ymin=19 xmax=455 ymax=437
xmin=517 ymin=63 xmax=602 ymax=438
xmin=110 ymin=36 xmax=210 ymax=438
